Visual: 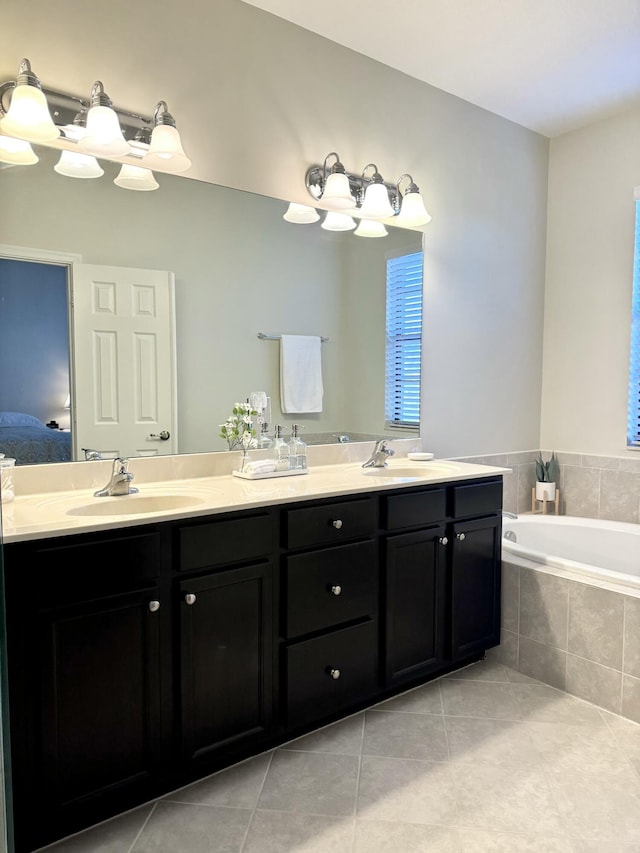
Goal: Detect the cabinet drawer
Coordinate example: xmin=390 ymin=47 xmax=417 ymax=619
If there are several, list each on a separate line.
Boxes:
xmin=286 ymin=621 xmax=378 ymax=727
xmin=284 ymin=498 xmax=377 ymax=550
xmin=384 ymin=488 xmax=446 ymax=531
xmin=11 ymin=531 xmax=163 ymax=608
xmin=285 ymin=541 xmax=377 ymax=639
xmin=178 ymin=512 xmax=273 ymax=571
xmin=451 ymin=480 xmax=502 ymax=519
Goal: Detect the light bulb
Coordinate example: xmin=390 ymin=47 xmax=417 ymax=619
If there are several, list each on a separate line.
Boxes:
xmin=0 ymin=59 xmax=59 ymax=143
xmin=142 ymin=104 xmax=191 ymax=174
xmin=397 ymin=190 xmax=432 ymax=227
xmin=354 ymin=219 xmax=388 ymax=238
xmin=114 ymin=164 xmax=159 ymax=191
xmin=360 ymin=181 xmax=394 ymax=220
xmin=283 ymin=203 xmax=320 ymax=224
xmin=321 ymin=211 xmax=356 ymax=232
xmin=77 ymin=82 xmax=130 ymax=158
xmin=54 ymin=150 xmax=104 ymax=179
xmin=0 ymin=134 xmax=38 ymax=165
xmin=321 ymin=170 xmax=355 ymax=210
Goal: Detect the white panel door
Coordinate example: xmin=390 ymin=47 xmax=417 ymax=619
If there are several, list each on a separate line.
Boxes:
xmin=71 ymin=264 xmax=177 ymax=459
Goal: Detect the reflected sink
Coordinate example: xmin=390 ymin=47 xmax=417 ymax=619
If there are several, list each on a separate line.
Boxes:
xmin=66 ymin=494 xmax=207 ymax=517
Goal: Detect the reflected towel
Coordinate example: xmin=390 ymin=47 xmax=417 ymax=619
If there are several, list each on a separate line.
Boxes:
xmin=280 ymin=335 xmax=323 ymax=413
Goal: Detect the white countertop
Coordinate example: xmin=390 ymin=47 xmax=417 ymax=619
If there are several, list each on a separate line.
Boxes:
xmin=1 ymin=459 xmax=510 ymax=544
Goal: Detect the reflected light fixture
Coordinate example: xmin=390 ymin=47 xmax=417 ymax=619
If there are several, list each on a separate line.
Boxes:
xmin=114 ymin=163 xmax=159 ymax=191
xmin=306 ymin=153 xmax=432 ymax=228
xmin=283 ymin=203 xmax=319 ymax=223
xmin=0 ymin=58 xmax=59 ymax=143
xmin=321 ymin=211 xmax=357 ymax=231
xmin=0 ymin=133 xmax=38 ymax=165
xmin=54 ymin=110 xmax=104 ymax=178
xmin=78 ymin=81 xmax=130 ymax=158
xmin=359 ymin=164 xmax=394 ymax=220
xmin=395 ymin=174 xmax=432 ymax=227
xmin=354 ymin=219 xmax=388 ymax=238
xmin=142 ymin=101 xmax=191 ymax=174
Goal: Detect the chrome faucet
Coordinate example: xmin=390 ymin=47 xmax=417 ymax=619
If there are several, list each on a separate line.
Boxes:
xmin=362 ymin=439 xmax=395 ymax=468
xmin=94 ymin=457 xmax=139 ymax=497
xmin=502 ymin=511 xmax=518 ymax=519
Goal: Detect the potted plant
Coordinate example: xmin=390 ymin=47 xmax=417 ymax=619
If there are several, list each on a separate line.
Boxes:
xmin=535 ymin=451 xmax=559 ymax=502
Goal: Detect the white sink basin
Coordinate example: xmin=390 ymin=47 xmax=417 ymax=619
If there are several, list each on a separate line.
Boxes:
xmin=362 ymin=462 xmax=461 ymax=479
xmin=66 ymin=493 xmax=206 ymax=517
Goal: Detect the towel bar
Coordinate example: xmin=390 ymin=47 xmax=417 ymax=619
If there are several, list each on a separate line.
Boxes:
xmin=257 ymin=332 xmax=330 ymax=342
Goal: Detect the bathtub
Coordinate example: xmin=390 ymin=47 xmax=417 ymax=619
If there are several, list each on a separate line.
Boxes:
xmin=502 ymin=514 xmax=640 ymax=592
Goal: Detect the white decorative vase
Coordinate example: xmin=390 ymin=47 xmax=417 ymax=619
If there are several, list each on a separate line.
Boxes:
xmin=535 ymin=481 xmax=556 ymax=502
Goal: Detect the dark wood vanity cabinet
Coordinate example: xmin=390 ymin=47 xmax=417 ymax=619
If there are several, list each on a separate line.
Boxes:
xmin=3 ymin=476 xmax=502 ymax=852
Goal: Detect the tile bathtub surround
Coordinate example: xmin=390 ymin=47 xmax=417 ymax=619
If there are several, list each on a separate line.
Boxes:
xmin=493 ymin=561 xmax=640 ymax=724
xmin=38 ymin=661 xmax=640 ymax=853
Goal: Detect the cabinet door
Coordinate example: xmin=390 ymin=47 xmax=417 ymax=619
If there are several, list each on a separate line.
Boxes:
xmin=179 ymin=563 xmax=273 ymax=765
xmin=450 ymin=516 xmax=501 ymax=661
xmin=34 ymin=587 xmax=164 ymax=844
xmin=384 ymin=526 xmax=447 ymax=686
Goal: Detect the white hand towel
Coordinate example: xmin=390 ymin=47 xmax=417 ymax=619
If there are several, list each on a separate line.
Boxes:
xmin=280 ymin=335 xmax=324 ymax=413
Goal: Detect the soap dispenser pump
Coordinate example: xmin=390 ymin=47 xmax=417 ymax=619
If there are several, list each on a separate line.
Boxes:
xmin=288 ymin=423 xmax=307 ymax=470
xmin=273 ymin=424 xmax=290 ymax=470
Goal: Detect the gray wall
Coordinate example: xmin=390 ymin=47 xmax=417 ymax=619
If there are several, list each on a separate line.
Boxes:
xmin=1 ymin=0 xmax=550 ymax=458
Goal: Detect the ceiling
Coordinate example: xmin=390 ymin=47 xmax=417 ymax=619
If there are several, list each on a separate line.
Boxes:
xmin=241 ymin=0 xmax=640 ymax=138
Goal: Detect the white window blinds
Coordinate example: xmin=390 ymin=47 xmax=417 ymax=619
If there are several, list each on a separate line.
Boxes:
xmin=627 ymin=198 xmax=640 ymax=448
xmin=385 ymin=250 xmax=423 ymax=429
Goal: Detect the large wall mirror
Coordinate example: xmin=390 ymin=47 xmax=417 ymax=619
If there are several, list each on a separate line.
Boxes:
xmin=0 ymin=146 xmax=423 ymax=464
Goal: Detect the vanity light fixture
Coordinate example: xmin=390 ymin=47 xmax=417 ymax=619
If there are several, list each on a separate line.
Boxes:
xmin=78 ymin=81 xmax=130 ymax=158
xmin=395 ymin=174 xmax=432 ymax=227
xmin=354 ymin=219 xmax=388 ymax=238
xmin=0 ymin=58 xmax=192 ymax=186
xmin=315 ymin=152 xmax=356 ymax=210
xmin=359 ymin=164 xmax=394 ymax=220
xmin=306 ymin=153 xmax=432 ymax=227
xmin=321 ymin=211 xmax=357 ymax=231
xmin=282 ymin=202 xmax=320 ymax=224
xmin=0 ymin=59 xmax=59 ymax=143
xmin=0 ymin=133 xmax=39 ymax=165
xmin=142 ymin=101 xmax=191 ymax=174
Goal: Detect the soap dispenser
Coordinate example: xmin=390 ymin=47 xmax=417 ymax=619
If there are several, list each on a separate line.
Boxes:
xmin=256 ymin=421 xmax=274 ymax=450
xmin=273 ymin=424 xmax=290 ymax=471
xmin=288 ymin=424 xmax=307 ymax=470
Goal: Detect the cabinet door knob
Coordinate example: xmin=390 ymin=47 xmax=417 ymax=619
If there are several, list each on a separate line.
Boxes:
xmin=439 ymin=536 xmax=448 ymax=546
xmin=184 ymin=593 xmax=196 ymax=605
xmin=330 ymin=585 xmax=342 ymax=596
xmin=332 ymin=519 xmax=343 ymax=529
xmin=329 ymin=668 xmax=341 ymax=680
xmin=148 ymin=600 xmax=160 ymax=613
xmin=456 ymin=533 xmax=466 ymax=541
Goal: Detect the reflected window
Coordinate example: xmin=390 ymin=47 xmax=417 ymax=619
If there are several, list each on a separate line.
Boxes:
xmin=627 ymin=197 xmax=640 ymax=447
xmin=385 ymin=250 xmax=423 ymax=430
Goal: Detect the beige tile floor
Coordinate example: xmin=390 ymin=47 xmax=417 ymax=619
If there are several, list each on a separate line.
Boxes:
xmin=38 ymin=660 xmax=640 ymax=853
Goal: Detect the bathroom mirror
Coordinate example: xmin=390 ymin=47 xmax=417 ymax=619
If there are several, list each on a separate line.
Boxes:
xmin=0 ymin=146 xmax=423 ymax=463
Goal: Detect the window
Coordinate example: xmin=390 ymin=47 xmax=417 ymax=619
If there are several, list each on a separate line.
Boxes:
xmin=385 ymin=250 xmax=423 ymax=429
xmin=627 ymin=197 xmax=640 ymax=448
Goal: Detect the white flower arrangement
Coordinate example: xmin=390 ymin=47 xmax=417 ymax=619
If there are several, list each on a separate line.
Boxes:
xmin=219 ymin=402 xmax=258 ymax=452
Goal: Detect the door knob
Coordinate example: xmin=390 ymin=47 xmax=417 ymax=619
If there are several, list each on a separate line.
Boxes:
xmin=149 ymin=430 xmax=171 ymax=441
xmin=439 ymin=536 xmax=448 ymax=546
xmin=456 ymin=533 xmax=466 ymax=541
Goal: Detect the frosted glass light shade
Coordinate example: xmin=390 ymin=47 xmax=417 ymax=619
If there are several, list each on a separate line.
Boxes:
xmin=54 ymin=150 xmax=104 ymax=179
xmin=321 ymin=171 xmax=355 ymax=210
xmin=360 ymin=181 xmax=394 ymax=220
xmin=0 ymin=134 xmax=38 ymax=165
xmin=114 ymin=164 xmax=159 ymax=191
xmin=0 ymin=85 xmax=59 ymax=143
xmin=397 ymin=190 xmax=432 ymax=227
xmin=142 ymin=124 xmax=191 ymax=173
xmin=321 ymin=211 xmax=356 ymax=232
xmin=283 ymin=203 xmax=320 ymax=224
xmin=354 ymin=219 xmax=388 ymax=238
xmin=78 ymin=105 xmax=130 ymax=157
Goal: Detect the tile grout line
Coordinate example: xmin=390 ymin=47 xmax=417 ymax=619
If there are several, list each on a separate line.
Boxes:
xmin=348 ymin=712 xmax=366 ymax=853
xmin=126 ymin=800 xmax=158 ymax=853
xmin=238 ymin=750 xmax=275 ymax=853
xmin=621 ymin=597 xmax=627 ymax=718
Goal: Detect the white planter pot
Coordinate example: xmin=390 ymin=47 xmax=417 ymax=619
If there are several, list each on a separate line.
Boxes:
xmin=535 ymin=481 xmax=556 ymax=502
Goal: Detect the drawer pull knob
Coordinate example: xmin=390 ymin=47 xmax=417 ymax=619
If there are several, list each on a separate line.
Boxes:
xmin=330 ymin=585 xmax=342 ymax=596
xmin=184 ymin=593 xmax=197 ymax=605
xmin=456 ymin=533 xmax=466 ymax=541
xmin=329 ymin=668 xmax=341 ymax=680
xmin=439 ymin=536 xmax=448 ymax=546
xmin=332 ymin=519 xmax=343 ymax=530
xmin=148 ymin=600 xmax=160 ymax=613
